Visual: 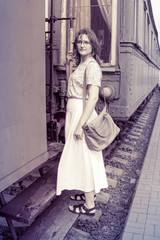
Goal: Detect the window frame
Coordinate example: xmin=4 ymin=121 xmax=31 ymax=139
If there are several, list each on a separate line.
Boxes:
xmin=59 ymin=0 xmax=118 ymax=67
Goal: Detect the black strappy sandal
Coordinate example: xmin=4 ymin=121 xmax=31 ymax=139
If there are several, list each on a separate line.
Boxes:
xmin=69 ymin=203 xmax=95 ymax=216
xmin=70 ymin=193 xmax=96 ymax=201
xmin=70 ymin=193 xmax=85 ymax=201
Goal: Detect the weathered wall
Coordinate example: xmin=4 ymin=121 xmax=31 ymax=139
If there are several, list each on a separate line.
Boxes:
xmin=0 ymin=0 xmax=48 ymax=192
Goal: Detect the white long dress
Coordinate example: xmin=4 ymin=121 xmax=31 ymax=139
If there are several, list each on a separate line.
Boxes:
xmin=56 ymin=61 xmax=108 ymax=195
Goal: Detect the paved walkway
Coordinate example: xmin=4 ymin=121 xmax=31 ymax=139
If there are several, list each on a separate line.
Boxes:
xmin=121 ymin=107 xmax=160 ymax=240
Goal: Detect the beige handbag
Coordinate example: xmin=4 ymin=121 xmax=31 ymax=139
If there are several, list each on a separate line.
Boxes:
xmin=82 ymin=69 xmax=120 ymax=151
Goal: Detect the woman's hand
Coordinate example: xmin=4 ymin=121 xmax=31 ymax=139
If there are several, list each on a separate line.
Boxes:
xmin=73 ymin=125 xmax=83 ymax=140
xmin=67 ymin=51 xmax=73 ymax=62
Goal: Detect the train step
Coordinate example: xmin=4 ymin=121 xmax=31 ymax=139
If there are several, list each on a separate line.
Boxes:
xmin=19 ymin=191 xmax=79 ymax=240
xmin=0 ymin=164 xmax=58 ymax=226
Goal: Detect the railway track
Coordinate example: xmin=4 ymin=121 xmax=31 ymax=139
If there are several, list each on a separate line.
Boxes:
xmin=1 ymin=87 xmax=160 ymax=240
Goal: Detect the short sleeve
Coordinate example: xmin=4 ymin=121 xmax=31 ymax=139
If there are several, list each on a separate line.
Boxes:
xmin=86 ymin=61 xmax=102 ymax=87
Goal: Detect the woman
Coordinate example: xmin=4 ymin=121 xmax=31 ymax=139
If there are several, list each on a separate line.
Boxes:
xmin=56 ymin=28 xmax=108 ymax=216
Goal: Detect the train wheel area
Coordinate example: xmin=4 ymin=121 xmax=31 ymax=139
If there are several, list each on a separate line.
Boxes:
xmin=0 ymin=88 xmax=160 ymax=240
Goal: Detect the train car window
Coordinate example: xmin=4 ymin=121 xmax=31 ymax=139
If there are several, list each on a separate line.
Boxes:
xmin=144 ymin=7 xmax=147 ymax=53
xmin=69 ymin=0 xmax=112 ymax=64
xmin=154 ymin=38 xmax=156 ymax=59
xmin=91 ymin=0 xmax=112 ymax=63
xmin=147 ymin=14 xmax=150 ymax=55
xmin=151 ymin=31 xmax=153 ymax=57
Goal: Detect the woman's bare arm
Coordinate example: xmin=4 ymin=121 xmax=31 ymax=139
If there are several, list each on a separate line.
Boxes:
xmin=73 ymin=85 xmax=99 ymax=138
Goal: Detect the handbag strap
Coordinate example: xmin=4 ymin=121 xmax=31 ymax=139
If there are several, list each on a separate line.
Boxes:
xmin=83 ymin=64 xmax=108 ymax=110
xmin=83 ymin=68 xmax=87 ymax=110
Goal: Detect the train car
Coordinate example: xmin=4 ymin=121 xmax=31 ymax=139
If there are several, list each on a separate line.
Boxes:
xmin=116 ymin=0 xmax=160 ymax=119
xmin=0 ymin=0 xmax=48 ymax=193
xmin=45 ymin=0 xmax=160 ymax=141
